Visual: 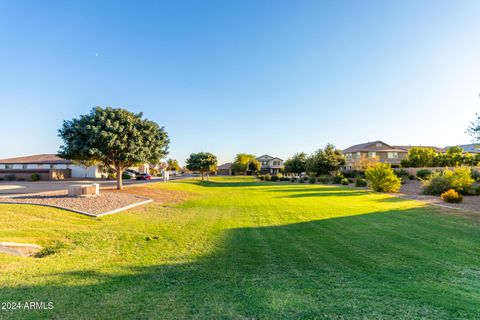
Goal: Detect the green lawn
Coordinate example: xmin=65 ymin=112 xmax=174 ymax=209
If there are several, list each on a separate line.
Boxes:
xmin=1 ymin=177 xmax=480 ymax=319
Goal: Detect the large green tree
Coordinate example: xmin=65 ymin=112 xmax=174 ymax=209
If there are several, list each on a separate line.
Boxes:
xmin=231 ymin=154 xmax=259 ymax=175
xmin=305 ymin=144 xmax=345 ymax=176
xmin=400 ymin=147 xmax=437 ymax=168
xmin=167 ymin=158 xmax=181 ymax=171
xmin=284 ymin=152 xmax=307 ymax=175
xmin=185 ymin=152 xmax=218 ymax=180
xmin=58 ymin=107 xmax=170 ymax=189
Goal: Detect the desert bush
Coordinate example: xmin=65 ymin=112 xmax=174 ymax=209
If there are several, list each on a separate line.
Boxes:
xmin=264 ymin=174 xmax=271 ymax=181
xmin=441 ymin=189 xmax=463 ymax=203
xmin=31 ymin=173 xmax=40 ymax=181
xmin=340 ymin=178 xmax=349 ymax=185
xmin=308 ymin=176 xmax=316 ymax=184
xmin=365 ymin=163 xmax=401 ymax=193
xmin=317 ymin=175 xmax=333 ymax=184
xmin=416 ymin=169 xmax=433 ymax=180
xmin=355 ymin=177 xmax=367 ymax=187
xmin=333 ymin=172 xmax=345 ymax=184
xmin=423 ymin=167 xmax=474 ymax=195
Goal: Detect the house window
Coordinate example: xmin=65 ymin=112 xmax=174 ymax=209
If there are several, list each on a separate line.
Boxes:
xmin=22 ymin=164 xmax=27 ymax=169
xmin=273 ymin=161 xmax=280 ymax=166
xmin=388 ymin=152 xmax=398 ymax=159
xmin=356 ymin=152 xmax=361 ymax=159
xmin=262 ymin=161 xmax=267 ymax=165
xmin=5 ymin=165 xmax=12 ymax=169
xmin=368 ymin=152 xmax=376 ymax=158
xmin=376 ymin=143 xmax=382 ymax=147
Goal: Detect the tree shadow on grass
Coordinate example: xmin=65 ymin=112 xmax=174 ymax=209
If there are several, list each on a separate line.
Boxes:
xmin=1 ymin=207 xmax=480 ymax=319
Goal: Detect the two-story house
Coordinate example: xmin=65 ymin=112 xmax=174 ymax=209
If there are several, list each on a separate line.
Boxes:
xmin=342 ymin=141 xmax=408 ymax=170
xmin=256 ymin=155 xmax=284 ymax=174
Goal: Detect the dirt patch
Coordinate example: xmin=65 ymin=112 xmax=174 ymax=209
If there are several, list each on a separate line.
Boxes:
xmin=107 ymin=185 xmax=191 ymax=204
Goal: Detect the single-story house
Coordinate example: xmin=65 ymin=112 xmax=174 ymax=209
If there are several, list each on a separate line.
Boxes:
xmin=217 ymin=163 xmax=233 ymax=176
xmin=256 ymin=155 xmax=284 ymax=174
xmin=0 ymin=154 xmax=103 ymax=180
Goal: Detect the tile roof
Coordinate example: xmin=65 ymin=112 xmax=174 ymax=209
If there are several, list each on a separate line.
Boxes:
xmin=217 ymin=162 xmax=232 ymax=169
xmin=0 ymin=154 xmax=72 ymax=164
xmin=342 ymin=141 xmax=407 ymax=153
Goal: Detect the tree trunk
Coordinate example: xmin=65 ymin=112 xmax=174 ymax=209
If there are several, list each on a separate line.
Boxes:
xmin=116 ymin=165 xmax=123 ymax=190
xmin=201 ymin=172 xmax=204 ymax=180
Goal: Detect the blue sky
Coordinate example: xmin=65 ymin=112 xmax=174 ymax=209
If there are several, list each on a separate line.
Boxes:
xmin=1 ymin=0 xmax=480 ymax=165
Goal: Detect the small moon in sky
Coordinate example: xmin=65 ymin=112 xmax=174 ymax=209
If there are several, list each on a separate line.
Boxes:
xmin=95 ymin=53 xmax=98 ymax=57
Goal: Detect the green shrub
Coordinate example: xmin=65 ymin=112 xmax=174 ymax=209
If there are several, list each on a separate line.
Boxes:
xmin=441 ymin=189 xmax=463 ymax=203
xmin=365 ymin=163 xmax=401 ymax=193
xmin=472 ymin=169 xmax=480 ymax=181
xmin=395 ymin=169 xmax=410 ymax=179
xmin=271 ymin=174 xmax=282 ymax=182
xmin=340 ymin=178 xmax=349 ymax=185
xmin=280 ymin=176 xmax=291 ymax=181
xmin=342 ymin=170 xmax=365 ymax=179
xmin=122 ymin=172 xmax=132 ymax=180
xmin=5 ymin=174 xmax=15 ymax=181
xmin=264 ymin=174 xmax=272 ymax=181
xmin=291 ymin=177 xmax=298 ymax=182
xmin=299 ymin=178 xmax=305 ymax=183
xmin=257 ymin=175 xmax=265 ymax=181
xmin=333 ymin=172 xmax=345 ymax=184
xmin=423 ymin=167 xmax=473 ymax=195
xmin=31 ymin=173 xmax=40 ymax=181
xmin=317 ymin=175 xmax=333 ymax=184
xmin=355 ymin=178 xmax=367 ymax=187
xmin=416 ymin=169 xmax=433 ymax=180
xmin=408 ymin=174 xmax=415 ymax=180
xmin=308 ymin=176 xmax=316 ymax=184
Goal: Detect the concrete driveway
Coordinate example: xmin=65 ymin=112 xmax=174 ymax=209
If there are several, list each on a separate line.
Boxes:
xmin=0 ymin=175 xmax=192 ymax=196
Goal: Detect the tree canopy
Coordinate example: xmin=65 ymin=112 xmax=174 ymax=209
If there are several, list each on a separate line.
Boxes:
xmin=284 ymin=152 xmax=307 ymax=175
xmin=58 ymin=106 xmax=169 ymax=189
xmin=305 ymin=144 xmax=345 ymax=176
xmin=185 ymin=152 xmax=218 ymax=180
xmin=400 ymin=147 xmax=437 ymax=168
xmin=231 ymin=154 xmax=260 ymax=175
xmin=167 ymin=158 xmax=181 ymax=171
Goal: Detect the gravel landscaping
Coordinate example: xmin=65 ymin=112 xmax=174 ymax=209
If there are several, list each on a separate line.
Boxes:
xmin=397 ymin=180 xmax=480 ymax=212
xmin=0 ymin=190 xmax=152 ymax=217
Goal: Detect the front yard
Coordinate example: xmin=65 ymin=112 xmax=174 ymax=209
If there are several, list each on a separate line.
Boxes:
xmin=1 ymin=177 xmax=480 ymax=319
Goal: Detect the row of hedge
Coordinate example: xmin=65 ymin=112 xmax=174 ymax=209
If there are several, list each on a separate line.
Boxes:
xmin=0 ymin=173 xmax=41 ymax=181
